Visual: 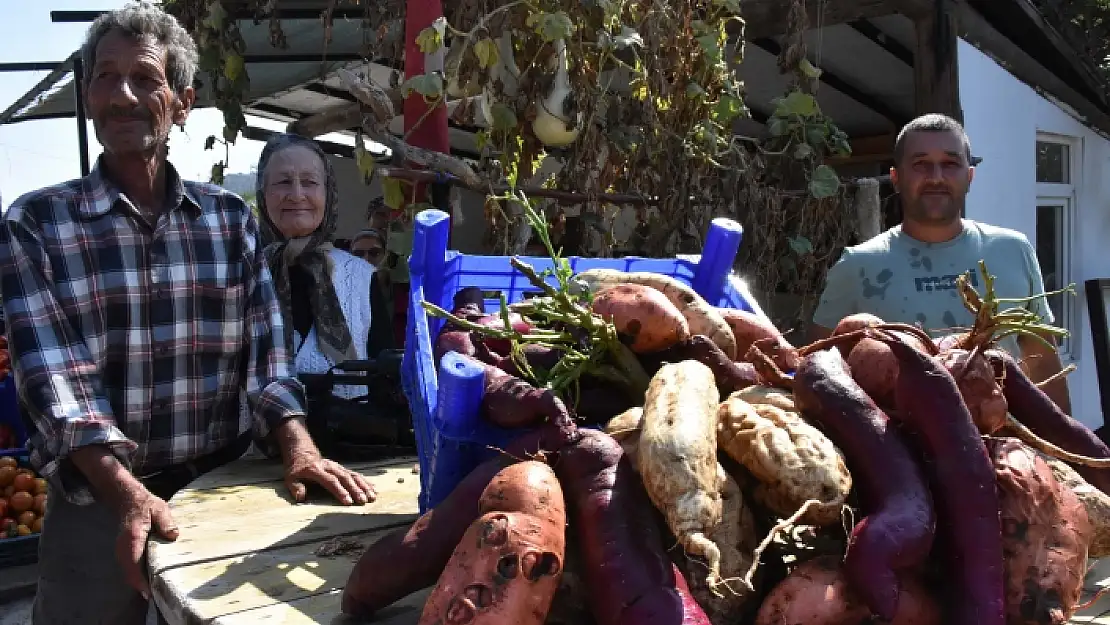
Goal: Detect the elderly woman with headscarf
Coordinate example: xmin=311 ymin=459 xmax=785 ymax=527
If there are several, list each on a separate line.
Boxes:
xmin=255 ymin=134 xmax=390 ymax=396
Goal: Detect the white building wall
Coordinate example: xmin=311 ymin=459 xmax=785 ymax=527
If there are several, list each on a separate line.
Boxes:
xmin=959 ymin=38 xmax=1110 ymax=430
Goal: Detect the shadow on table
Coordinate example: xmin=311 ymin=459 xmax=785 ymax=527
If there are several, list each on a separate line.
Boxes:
xmin=165 ymin=476 xmax=423 ymax=625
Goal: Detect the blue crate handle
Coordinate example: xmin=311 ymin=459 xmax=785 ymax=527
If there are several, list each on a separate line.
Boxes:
xmin=404 ymin=208 xmax=763 ymax=512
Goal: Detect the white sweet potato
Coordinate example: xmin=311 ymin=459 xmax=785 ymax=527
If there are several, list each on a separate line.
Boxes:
xmin=677 ymin=468 xmax=761 ymax=625
xmin=1040 ymin=452 xmax=1110 ymax=558
xmin=637 ymin=359 xmax=725 ymax=587
xmin=574 ymin=268 xmax=738 ymax=359
xmin=603 ymin=406 xmax=643 ymax=466
xmin=717 ymin=395 xmax=851 ymax=527
xmin=734 ymin=385 xmax=797 ymax=413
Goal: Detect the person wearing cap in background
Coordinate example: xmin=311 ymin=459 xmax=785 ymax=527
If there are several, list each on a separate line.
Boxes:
xmin=350 ymin=228 xmax=388 ymax=269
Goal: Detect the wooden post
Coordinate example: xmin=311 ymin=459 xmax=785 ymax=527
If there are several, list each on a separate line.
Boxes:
xmin=912 ymin=0 xmax=963 ymax=121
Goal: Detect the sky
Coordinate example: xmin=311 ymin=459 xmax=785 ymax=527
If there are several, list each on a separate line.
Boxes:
xmin=0 ymin=0 xmax=357 ymax=208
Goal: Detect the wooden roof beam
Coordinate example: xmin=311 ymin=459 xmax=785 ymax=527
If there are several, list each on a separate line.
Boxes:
xmin=740 ymin=0 xmax=920 ymax=39
xmin=751 ymin=37 xmax=907 ymax=127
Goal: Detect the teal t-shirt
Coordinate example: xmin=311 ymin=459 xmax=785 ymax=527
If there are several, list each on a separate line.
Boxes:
xmin=812 ymin=220 xmax=1054 ymax=356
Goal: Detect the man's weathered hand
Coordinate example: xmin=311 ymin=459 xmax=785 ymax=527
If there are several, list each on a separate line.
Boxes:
xmin=284 ymin=449 xmax=377 ymax=505
xmin=115 ymin=487 xmax=179 ymax=599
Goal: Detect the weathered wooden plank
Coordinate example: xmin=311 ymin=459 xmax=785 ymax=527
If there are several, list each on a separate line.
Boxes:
xmin=209 ymin=588 xmax=430 ymax=625
xmin=152 ymin=527 xmax=404 ymax=624
xmin=148 ymin=463 xmax=420 ymax=575
xmin=181 ymin=455 xmax=418 ymax=492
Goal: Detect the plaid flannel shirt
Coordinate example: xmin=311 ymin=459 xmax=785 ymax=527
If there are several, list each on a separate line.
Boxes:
xmin=0 ymin=158 xmax=307 ymax=505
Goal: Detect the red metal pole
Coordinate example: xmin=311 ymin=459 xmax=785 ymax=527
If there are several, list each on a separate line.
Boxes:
xmin=395 ymin=0 xmax=451 ymax=346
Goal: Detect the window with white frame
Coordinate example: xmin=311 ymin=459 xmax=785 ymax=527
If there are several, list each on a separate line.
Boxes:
xmin=1035 ymin=135 xmax=1077 ymax=357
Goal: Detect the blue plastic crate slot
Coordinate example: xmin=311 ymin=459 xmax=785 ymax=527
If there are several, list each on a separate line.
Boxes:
xmin=402 ymin=209 xmax=769 ymax=512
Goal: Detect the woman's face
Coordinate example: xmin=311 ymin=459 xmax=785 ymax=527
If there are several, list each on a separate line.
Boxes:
xmin=263 ymin=145 xmax=328 ymax=238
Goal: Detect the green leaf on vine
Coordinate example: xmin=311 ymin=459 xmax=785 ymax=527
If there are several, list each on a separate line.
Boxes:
xmin=774 ymin=91 xmax=819 ymax=118
xmin=203 ymin=1 xmax=227 ymax=30
xmin=805 ymin=124 xmax=828 ymax=147
xmin=354 ymin=134 xmax=377 ymax=184
xmin=403 ymin=73 xmax=444 ymax=99
xmin=793 ymin=143 xmax=814 ymax=160
xmin=798 ymin=58 xmax=823 ymax=79
xmin=712 ymin=94 xmax=745 ymax=124
xmin=210 ymin=161 xmax=226 ymax=185
xmin=696 ymin=34 xmax=722 ymax=63
xmin=686 ymin=83 xmax=706 ymax=99
xmin=224 ymin=53 xmax=244 ymax=82
xmin=203 ymin=135 xmax=216 ymax=151
xmin=474 ymin=37 xmax=499 ymax=69
xmin=767 ymin=117 xmax=788 ymax=137
xmin=788 ymin=235 xmax=814 ymax=255
xmin=526 ymin=12 xmax=575 ymax=42
xmin=474 ymin=130 xmax=490 ymax=150
xmin=712 ymin=0 xmax=743 ymax=15
xmin=809 ymin=164 xmax=840 ymax=199
xmin=416 ymin=18 xmax=447 ymax=54
xmin=490 ymin=102 xmax=518 ymax=132
xmin=381 ymin=177 xmax=406 ymax=210
xmin=222 ymin=124 xmax=238 ymax=143
xmin=199 ymin=47 xmax=222 ymax=72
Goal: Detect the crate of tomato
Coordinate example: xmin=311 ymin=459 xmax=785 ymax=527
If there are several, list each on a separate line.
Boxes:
xmin=0 ymin=452 xmax=46 ymax=567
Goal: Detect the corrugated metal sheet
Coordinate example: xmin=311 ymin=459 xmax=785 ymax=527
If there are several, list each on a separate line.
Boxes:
xmin=2 ymin=16 xmax=372 ymax=123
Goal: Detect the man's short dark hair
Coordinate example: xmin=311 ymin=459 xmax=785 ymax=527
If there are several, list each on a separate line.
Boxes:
xmin=893 ymin=114 xmax=973 ymax=166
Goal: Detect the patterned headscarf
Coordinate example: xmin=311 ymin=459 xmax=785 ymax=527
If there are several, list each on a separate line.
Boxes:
xmin=256 ymin=133 xmax=357 ymax=365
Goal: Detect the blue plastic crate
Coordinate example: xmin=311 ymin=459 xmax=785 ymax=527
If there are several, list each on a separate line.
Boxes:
xmin=402 ymin=209 xmax=769 ymax=512
xmin=0 ymin=378 xmax=27 ymax=456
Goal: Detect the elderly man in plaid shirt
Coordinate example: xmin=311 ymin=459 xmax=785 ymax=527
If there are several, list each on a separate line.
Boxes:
xmin=0 ymin=4 xmax=376 ymax=624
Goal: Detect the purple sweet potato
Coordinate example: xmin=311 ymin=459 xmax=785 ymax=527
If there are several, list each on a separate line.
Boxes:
xmin=457 ymin=353 xmax=574 ymax=431
xmin=794 ymin=348 xmax=935 ymax=620
xmin=554 ymin=429 xmax=712 ymax=625
xmin=341 ymin=423 xmax=578 ymax=619
xmin=639 ymin=335 xmax=761 ymax=395
xmin=877 ymin=332 xmax=1004 ymax=625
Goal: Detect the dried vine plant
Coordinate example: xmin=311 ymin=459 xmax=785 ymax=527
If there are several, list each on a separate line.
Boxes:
xmin=167 ymin=0 xmax=857 ymax=307
xmin=729 ymin=0 xmax=857 ymax=334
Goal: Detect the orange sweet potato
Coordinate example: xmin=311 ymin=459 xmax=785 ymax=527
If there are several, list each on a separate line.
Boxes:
xmin=417 ymin=461 xmax=567 ymax=625
xmin=990 ymin=438 xmax=1092 ymax=625
xmin=754 ymin=556 xmax=942 ymax=625
xmin=591 ymin=284 xmax=690 ymax=353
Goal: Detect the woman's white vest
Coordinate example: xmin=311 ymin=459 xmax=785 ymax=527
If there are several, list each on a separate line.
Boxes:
xmin=291 ymin=248 xmax=376 ymax=399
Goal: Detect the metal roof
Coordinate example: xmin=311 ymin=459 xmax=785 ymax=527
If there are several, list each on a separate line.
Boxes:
xmin=0 ymin=12 xmax=376 ymax=124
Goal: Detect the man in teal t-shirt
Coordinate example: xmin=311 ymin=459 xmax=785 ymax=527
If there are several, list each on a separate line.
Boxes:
xmin=810 ymin=114 xmax=1071 ymax=414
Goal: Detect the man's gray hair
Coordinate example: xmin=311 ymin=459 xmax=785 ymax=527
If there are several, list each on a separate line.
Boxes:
xmin=81 ymin=2 xmax=199 ymax=94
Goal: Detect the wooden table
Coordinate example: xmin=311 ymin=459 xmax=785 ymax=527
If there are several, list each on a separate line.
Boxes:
xmin=147 ymin=453 xmax=1110 ymax=624
xmin=148 ymin=454 xmax=429 ymax=625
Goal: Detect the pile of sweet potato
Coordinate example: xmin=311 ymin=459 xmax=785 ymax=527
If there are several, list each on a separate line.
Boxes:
xmin=342 ymin=265 xmax=1108 ymax=625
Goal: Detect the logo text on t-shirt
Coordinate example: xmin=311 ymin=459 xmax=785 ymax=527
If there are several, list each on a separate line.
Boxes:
xmin=914 ymin=269 xmax=980 ymax=293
